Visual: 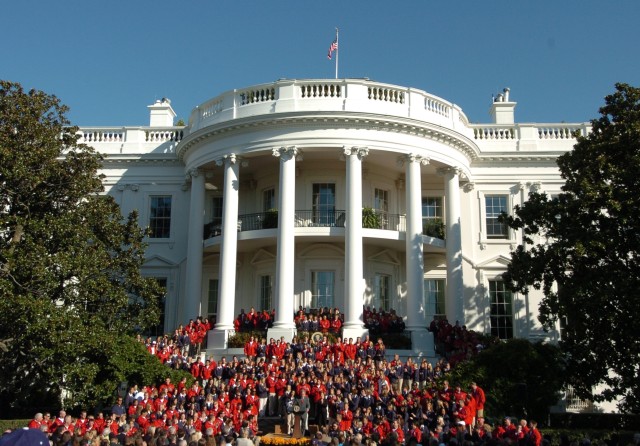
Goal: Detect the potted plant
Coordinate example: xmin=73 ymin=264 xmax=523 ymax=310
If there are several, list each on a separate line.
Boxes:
xmin=423 ymin=218 xmax=445 ymax=239
xmin=263 ymin=208 xmax=278 ymax=229
xmin=362 ymin=207 xmax=381 ymax=229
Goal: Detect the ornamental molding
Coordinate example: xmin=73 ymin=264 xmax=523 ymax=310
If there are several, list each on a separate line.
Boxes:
xmin=177 ymin=112 xmax=482 ymax=163
xmin=272 ymin=146 xmax=301 ymax=161
xmin=101 ymin=155 xmax=182 ymax=167
xmin=343 ymin=146 xmax=369 ymax=160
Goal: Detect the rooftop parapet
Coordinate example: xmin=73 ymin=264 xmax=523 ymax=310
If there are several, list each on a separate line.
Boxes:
xmin=187 ymin=78 xmax=470 ymax=135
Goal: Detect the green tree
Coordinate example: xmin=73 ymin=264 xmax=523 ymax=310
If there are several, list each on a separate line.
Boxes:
xmin=502 ymin=83 xmax=640 ymax=413
xmin=447 ymin=339 xmax=566 ymax=422
xmin=0 ymin=81 xmax=165 ymax=416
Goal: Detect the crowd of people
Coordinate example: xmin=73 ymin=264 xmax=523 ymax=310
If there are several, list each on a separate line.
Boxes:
xmin=11 ymin=309 xmax=549 ymax=446
xmin=142 ymin=317 xmax=214 ymax=361
xmin=428 ymin=318 xmax=487 ymax=367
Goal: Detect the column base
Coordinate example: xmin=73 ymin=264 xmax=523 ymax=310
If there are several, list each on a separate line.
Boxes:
xmin=408 ymin=328 xmax=434 ymax=356
xmin=208 ymin=329 xmax=231 ymax=349
xmin=267 ymin=327 xmax=297 ymax=343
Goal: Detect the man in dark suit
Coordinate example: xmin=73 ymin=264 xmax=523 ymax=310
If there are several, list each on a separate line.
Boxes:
xmin=294 ymin=388 xmax=311 ymax=436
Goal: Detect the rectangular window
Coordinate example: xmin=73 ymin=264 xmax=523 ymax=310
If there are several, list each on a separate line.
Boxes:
xmin=485 ymin=195 xmax=509 ymax=239
xmin=311 ymin=271 xmax=334 ymax=309
xmin=489 ymin=280 xmax=513 ymax=339
xmin=259 ymin=275 xmax=273 ymax=311
xmin=263 ymin=188 xmax=276 ymax=211
xmin=373 ymin=273 xmax=391 ymax=311
xmin=149 ymin=196 xmax=172 ymax=238
xmin=422 ymin=196 xmax=444 ymax=238
xmin=312 ymin=183 xmax=336 ymax=225
xmin=208 ymin=279 xmax=219 ymax=325
xmin=374 ymin=189 xmax=389 ymax=229
xmin=424 ymin=279 xmax=446 ymax=319
xmin=149 ymin=278 xmax=167 ymax=337
xmin=211 ymin=196 xmax=223 ymax=226
xmin=422 ymin=197 xmax=443 ymax=220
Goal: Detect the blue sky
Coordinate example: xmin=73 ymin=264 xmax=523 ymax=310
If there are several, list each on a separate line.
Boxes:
xmin=3 ymin=1 xmax=639 ymax=127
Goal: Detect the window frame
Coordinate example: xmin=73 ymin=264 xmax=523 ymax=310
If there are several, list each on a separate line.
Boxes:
xmin=259 ymin=274 xmax=273 ymax=311
xmin=478 ymin=191 xmax=513 ymax=243
xmin=207 ymin=278 xmax=219 ymax=325
xmin=312 ymin=183 xmax=336 ymax=226
xmin=263 ymin=187 xmax=276 ymax=212
xmin=148 ymin=195 xmax=173 ymax=239
xmin=488 ymin=279 xmax=514 ymax=339
xmin=373 ymin=273 xmax=392 ymax=311
xmin=311 ymin=270 xmax=335 ymax=309
xmin=424 ymin=278 xmax=446 ymax=320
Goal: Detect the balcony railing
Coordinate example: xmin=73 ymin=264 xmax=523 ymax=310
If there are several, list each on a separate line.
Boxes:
xmin=294 ymin=210 xmax=345 ymax=228
xmin=203 ymin=211 xmax=447 ymax=239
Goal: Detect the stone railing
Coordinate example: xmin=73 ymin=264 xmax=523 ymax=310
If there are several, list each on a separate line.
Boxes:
xmin=80 ymin=129 xmax=125 ymax=143
xmin=189 ymin=79 xmax=468 ymax=133
xmin=472 ymin=126 xmax=516 ymax=140
xmin=470 ymin=123 xmax=591 ymax=143
xmin=76 ymin=126 xmax=186 ymax=153
xmin=300 ymin=83 xmax=342 ymax=98
xmin=77 ymin=127 xmax=185 ymax=144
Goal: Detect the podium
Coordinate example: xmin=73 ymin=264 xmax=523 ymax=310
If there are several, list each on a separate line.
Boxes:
xmin=292 ymin=414 xmax=302 ymax=438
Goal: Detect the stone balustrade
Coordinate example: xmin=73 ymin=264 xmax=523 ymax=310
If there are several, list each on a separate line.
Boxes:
xmin=188 ymin=79 xmax=467 ymax=133
xmin=76 ymin=126 xmax=185 ymax=154
xmin=74 ymin=80 xmax=590 ymax=156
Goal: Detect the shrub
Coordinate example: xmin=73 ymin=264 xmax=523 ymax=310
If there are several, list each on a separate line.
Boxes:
xmin=263 ymin=209 xmax=278 ymax=229
xmin=423 ymin=218 xmax=445 ymax=239
xmin=362 ymin=207 xmax=381 ymax=229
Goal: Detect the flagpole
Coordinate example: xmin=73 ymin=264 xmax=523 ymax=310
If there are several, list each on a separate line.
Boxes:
xmin=335 ymin=27 xmax=339 ymax=79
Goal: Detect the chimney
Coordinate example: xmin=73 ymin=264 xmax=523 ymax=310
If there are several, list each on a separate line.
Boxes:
xmin=148 ymin=98 xmax=176 ymax=127
xmin=489 ymin=88 xmax=516 ymax=124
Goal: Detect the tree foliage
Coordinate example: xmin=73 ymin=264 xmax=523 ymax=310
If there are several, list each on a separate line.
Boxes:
xmin=447 ymin=339 xmax=566 ymax=422
xmin=502 ymin=83 xmax=640 ymax=413
xmin=0 ymin=81 xmax=164 ymax=416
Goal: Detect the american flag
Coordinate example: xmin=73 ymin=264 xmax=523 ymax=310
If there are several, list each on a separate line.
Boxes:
xmin=327 ymin=38 xmax=338 ymax=60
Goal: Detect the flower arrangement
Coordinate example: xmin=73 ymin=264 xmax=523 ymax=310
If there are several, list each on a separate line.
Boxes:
xmin=259 ymin=436 xmax=312 ymax=446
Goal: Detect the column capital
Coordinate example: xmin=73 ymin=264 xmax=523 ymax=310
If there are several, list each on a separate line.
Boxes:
xmin=272 ymin=146 xmax=301 ymax=161
xmin=463 ymin=182 xmax=475 ymax=192
xmin=397 ymin=153 xmax=429 ymax=167
xmin=343 ymin=146 xmax=369 ymax=160
xmin=436 ymin=166 xmax=462 ymax=177
xmin=187 ymin=168 xmax=201 ymax=179
xmin=215 ymin=153 xmax=239 ymax=166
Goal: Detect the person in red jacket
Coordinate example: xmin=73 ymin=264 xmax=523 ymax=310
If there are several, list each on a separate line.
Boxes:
xmin=330 ymin=314 xmax=342 ymax=334
xmin=244 ymin=336 xmax=258 ymax=358
xmin=344 ymin=337 xmax=357 ymax=361
xmin=527 ymin=420 xmax=542 ymax=446
xmin=470 ymin=381 xmax=486 ymax=419
xmin=319 ymin=315 xmax=331 ymax=333
xmin=28 ymin=413 xmax=44 ymax=430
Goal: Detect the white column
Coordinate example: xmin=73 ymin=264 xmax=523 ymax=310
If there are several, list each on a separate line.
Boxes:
xmin=403 ymin=154 xmax=432 ymax=353
xmin=269 ymin=146 xmax=298 ymax=340
xmin=215 ymin=154 xmax=240 ymax=332
xmin=343 ymin=146 xmax=368 ymax=339
xmin=184 ymin=168 xmax=205 ymax=325
xmin=443 ymin=167 xmax=464 ymax=324
xmin=404 ymin=155 xmax=428 ymax=329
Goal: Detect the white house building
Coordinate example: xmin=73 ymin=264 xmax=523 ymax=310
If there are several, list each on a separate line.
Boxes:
xmin=83 ymin=79 xmax=589 ymax=353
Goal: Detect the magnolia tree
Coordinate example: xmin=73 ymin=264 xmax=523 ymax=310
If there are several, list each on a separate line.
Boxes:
xmin=503 ymin=84 xmax=640 ymax=413
xmin=0 ymin=81 xmax=170 ymax=416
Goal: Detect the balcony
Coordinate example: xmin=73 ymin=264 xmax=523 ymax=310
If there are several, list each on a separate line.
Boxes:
xmin=203 ymin=210 xmax=446 ymax=239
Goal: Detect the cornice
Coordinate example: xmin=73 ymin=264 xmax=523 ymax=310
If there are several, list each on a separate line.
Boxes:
xmin=101 ymin=154 xmax=182 ymax=167
xmin=177 ymin=111 xmax=481 ymax=163
xmin=472 ymin=152 xmax=562 ymax=167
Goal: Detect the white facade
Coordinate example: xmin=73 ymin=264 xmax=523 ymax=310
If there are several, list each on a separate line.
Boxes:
xmin=84 ymin=80 xmax=590 ymax=352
